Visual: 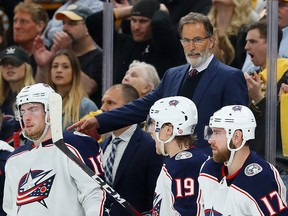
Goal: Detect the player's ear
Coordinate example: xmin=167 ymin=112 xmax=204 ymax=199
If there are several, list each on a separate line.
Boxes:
xmin=165 ymin=124 xmax=173 ymax=136
xmin=232 ymin=130 xmax=243 ymax=147
xmin=208 ymin=35 xmax=216 ymax=49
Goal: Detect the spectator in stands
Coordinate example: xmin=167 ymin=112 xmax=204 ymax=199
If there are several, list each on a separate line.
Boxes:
xmin=86 ymin=0 xmax=186 ymax=83
xmin=47 ymin=49 xmax=98 ymax=130
xmin=0 ymin=0 xmax=20 ymax=46
xmin=122 ymin=60 xmax=160 ymax=97
xmin=0 ymin=12 xmax=8 ymax=51
xmin=279 ymin=0 xmax=288 ymax=58
xmin=242 ymin=0 xmax=288 ymax=73
xmin=213 ymin=29 xmax=235 ymax=65
xmin=13 ymin=2 xmax=49 ymax=74
xmin=42 ymin=0 xmax=103 ymax=47
xmin=208 ymin=0 xmax=258 ymax=69
xmin=0 ymin=45 xmax=35 ymax=145
xmin=243 ymin=20 xmax=288 ymax=201
xmin=159 ymin=0 xmax=212 ymax=25
xmin=34 ymin=3 xmax=103 ymax=107
xmin=117 ymin=0 xmax=212 ymax=35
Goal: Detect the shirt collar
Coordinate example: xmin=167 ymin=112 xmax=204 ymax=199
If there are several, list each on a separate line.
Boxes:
xmin=111 ymin=124 xmax=137 ymax=143
xmin=282 ymin=26 xmax=288 ymax=34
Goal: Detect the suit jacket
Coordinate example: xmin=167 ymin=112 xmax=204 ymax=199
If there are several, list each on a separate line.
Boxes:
xmin=100 ymin=126 xmax=163 ymax=216
xmin=98 ymin=57 xmax=249 ymax=155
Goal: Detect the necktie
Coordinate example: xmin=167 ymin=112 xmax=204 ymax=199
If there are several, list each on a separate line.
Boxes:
xmin=104 ymin=137 xmax=122 ymax=185
xmin=189 ymin=68 xmax=198 ymax=77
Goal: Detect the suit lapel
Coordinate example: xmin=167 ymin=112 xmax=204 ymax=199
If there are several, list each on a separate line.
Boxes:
xmin=176 ymin=65 xmax=190 ymax=94
xmin=113 ymin=127 xmax=142 ymax=187
xmin=100 ymin=137 xmax=111 ymax=152
xmin=192 ymin=57 xmax=219 ymax=106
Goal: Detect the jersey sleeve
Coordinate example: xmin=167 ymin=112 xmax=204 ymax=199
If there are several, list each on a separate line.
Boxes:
xmin=64 ymin=131 xmax=105 ymax=216
xmin=230 ymin=156 xmax=288 ymax=215
xmin=64 ymin=131 xmax=104 ymax=178
xmin=3 ymin=159 xmax=13 ymax=215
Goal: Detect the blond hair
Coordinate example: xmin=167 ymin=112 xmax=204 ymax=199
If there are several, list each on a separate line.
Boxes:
xmin=0 ymin=63 xmax=35 ymax=106
xmin=208 ymin=0 xmax=253 ymax=36
xmin=213 ymin=29 xmax=235 ymax=65
xmin=47 ymin=49 xmax=86 ymax=128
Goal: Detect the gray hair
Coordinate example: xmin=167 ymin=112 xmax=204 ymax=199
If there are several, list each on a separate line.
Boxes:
xmin=178 ymin=12 xmax=214 ymax=38
xmin=129 ymin=60 xmax=160 ymax=90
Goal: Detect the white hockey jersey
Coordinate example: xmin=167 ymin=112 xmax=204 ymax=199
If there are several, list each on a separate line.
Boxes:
xmin=3 ymin=131 xmax=105 ymax=216
xmin=150 ymin=148 xmax=207 ymax=216
xmin=198 ymin=151 xmax=288 ymax=216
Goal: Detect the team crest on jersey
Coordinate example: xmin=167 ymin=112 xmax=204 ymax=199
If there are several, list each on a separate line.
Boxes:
xmin=150 ymin=194 xmax=162 ymax=216
xmin=73 ymin=131 xmax=89 ymax=137
xmin=175 ymin=151 xmax=192 ymax=160
xmin=17 ymin=169 xmax=56 ymax=208
xmin=244 ymin=163 xmax=263 ymax=176
xmin=205 ymin=207 xmax=223 ymax=216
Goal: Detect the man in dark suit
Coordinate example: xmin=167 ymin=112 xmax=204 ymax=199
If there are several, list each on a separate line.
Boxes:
xmin=99 ymin=84 xmax=163 ymax=216
xmin=69 ymin=12 xmax=248 ymax=156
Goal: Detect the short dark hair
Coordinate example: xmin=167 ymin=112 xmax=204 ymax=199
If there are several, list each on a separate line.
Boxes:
xmin=247 ymin=20 xmax=282 ymax=50
xmin=111 ymin=84 xmax=140 ymax=103
xmin=178 ymin=12 xmax=214 ymax=38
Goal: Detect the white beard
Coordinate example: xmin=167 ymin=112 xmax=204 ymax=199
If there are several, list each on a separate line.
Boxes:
xmin=185 ymin=47 xmax=211 ymax=68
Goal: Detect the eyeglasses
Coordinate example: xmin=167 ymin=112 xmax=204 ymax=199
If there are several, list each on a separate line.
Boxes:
xmin=180 ymin=36 xmax=210 ymax=46
xmin=0 ymin=58 xmax=24 ymax=67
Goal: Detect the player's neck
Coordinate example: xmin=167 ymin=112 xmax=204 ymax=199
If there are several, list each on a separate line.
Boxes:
xmin=34 ymin=129 xmax=52 ymax=147
xmin=227 ymin=147 xmax=250 ymax=176
xmin=166 ymin=140 xmax=189 ymax=158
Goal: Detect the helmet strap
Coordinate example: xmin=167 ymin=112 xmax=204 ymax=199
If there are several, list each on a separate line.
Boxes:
xmin=21 ymin=112 xmax=51 ymax=144
xmin=155 ymin=131 xmax=173 ymax=156
xmin=225 ymin=139 xmax=246 ymax=167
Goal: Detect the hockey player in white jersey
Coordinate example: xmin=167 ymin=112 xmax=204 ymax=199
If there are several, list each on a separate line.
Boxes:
xmin=199 ymin=105 xmax=288 ymax=215
xmin=3 ymin=83 xmax=105 ymax=216
xmin=144 ymin=96 xmax=208 ymax=216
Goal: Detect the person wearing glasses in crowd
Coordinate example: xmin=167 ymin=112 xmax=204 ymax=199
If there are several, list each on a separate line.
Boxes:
xmin=0 ymin=46 xmax=35 ymax=146
xmin=69 ymin=12 xmax=248 ymax=156
xmin=34 ymin=3 xmax=103 ymax=107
